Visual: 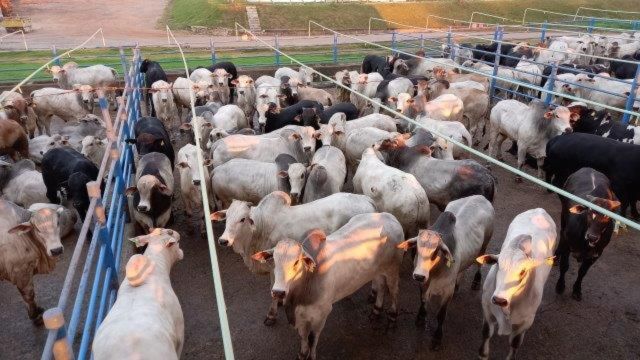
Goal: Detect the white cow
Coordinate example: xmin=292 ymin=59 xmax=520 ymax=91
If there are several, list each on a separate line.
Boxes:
xmin=210 ymin=68 xmax=232 ymax=104
xmin=302 ymin=145 xmax=346 ymax=203
xmin=476 ymin=208 xmax=557 ymax=360
xmin=398 ymin=195 xmax=494 ymax=350
xmin=233 ymin=75 xmax=257 ymax=125
xmin=0 ymin=199 xmax=65 ymax=324
xmin=93 ymin=228 xmax=184 ymax=360
xmin=316 ymin=113 xmax=397 ymax=153
xmin=344 ymin=127 xmax=406 ymax=176
xmin=351 ymin=72 xmax=384 ymax=114
xmin=30 ymin=87 xmax=99 ymax=135
xmin=209 ymin=191 xmax=376 ymax=325
xmin=172 ymin=77 xmax=212 ymax=119
xmin=211 ymin=104 xmax=248 ymax=132
xmin=353 ymin=147 xmax=429 ymax=237
xmin=489 ymin=99 xmax=575 ymax=179
xmin=1 ymin=159 xmax=48 ymax=207
xmin=251 ymin=212 xmax=404 ymax=360
xmin=150 ymin=80 xmax=179 ymax=130
xmin=176 ymin=144 xmax=212 ymax=216
xmin=48 ymin=64 xmax=117 ymax=89
xmin=210 ymin=129 xmax=307 ymax=167
xmin=28 ymin=134 xmax=71 ymax=164
xmin=414 ymin=116 xmax=472 ymax=159
xmin=80 ymin=136 xmax=109 ymax=168
xmin=275 ymin=66 xmax=313 ymax=85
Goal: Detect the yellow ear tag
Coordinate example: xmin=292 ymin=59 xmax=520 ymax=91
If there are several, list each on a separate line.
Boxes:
xmin=545 ymin=257 xmax=555 ymax=266
xmin=446 ymin=259 xmax=452 ymax=268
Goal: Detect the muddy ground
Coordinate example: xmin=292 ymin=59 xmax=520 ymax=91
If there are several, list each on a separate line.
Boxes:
xmin=1 ymin=91 xmax=639 ymax=360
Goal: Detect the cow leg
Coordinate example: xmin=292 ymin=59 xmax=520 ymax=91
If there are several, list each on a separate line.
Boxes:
xmin=384 ymin=272 xmax=400 ymax=328
xmin=415 ymin=286 xmax=427 ymax=327
xmin=515 ymin=142 xmax=527 ymax=183
xmin=536 ymin=157 xmax=545 ymax=179
xmin=471 ymin=263 xmax=482 ymax=290
xmin=17 ymin=278 xmax=44 ymax=325
xmin=572 ymin=257 xmax=596 ymax=301
xmin=478 ymin=317 xmax=495 ymax=360
xmin=368 ymin=275 xmax=382 ymax=303
xmin=265 ymin=272 xmax=278 ymax=326
xmin=555 ymin=241 xmax=570 ymax=294
xmin=44 ymin=115 xmax=53 ymax=136
xmin=369 ymin=275 xmax=385 ymax=321
xmin=506 ymin=330 xmax=526 ymax=360
xmin=308 ymin=310 xmax=329 ymax=360
xmin=431 ymin=297 xmax=451 ymax=351
xmin=296 ymin=321 xmax=312 ymax=360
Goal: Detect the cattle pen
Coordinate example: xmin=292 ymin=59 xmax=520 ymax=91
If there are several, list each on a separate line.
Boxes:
xmin=0 ymin=8 xmax=639 ymax=360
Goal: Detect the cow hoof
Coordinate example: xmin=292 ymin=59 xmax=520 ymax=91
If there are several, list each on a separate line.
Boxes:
xmin=514 ymin=176 xmax=523 ymax=183
xmin=572 ymin=291 xmax=583 ymax=301
xmin=555 ymin=281 xmax=565 ymax=294
xmin=263 ymin=316 xmax=277 ymax=326
xmin=471 ymin=281 xmax=481 ymax=291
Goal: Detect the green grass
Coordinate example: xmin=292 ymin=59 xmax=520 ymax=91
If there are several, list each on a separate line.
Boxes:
xmin=161 ymin=0 xmax=640 ymax=32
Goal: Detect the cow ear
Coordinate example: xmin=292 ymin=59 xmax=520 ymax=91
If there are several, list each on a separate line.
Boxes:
xmin=569 ymin=204 xmax=587 ymax=214
xmin=302 ymin=255 xmax=316 ymax=272
xmin=389 ymin=96 xmax=398 ymax=102
xmin=397 ymin=237 xmax=417 ymax=251
xmin=231 ymin=79 xmax=238 ymax=85
xmin=293 ymin=115 xmax=301 ymax=123
xmin=179 ymin=123 xmax=192 ymax=131
xmin=543 ymin=111 xmax=554 ymax=120
xmin=210 ymin=210 xmax=227 ymax=221
xmin=157 ymin=183 xmax=172 ymax=195
xmin=9 ymin=222 xmax=32 ymax=235
xmin=313 ymin=131 xmax=322 ymax=139
xmin=476 ymin=254 xmax=498 ymax=265
xmin=439 ymin=242 xmax=455 ymax=268
xmin=417 ymin=145 xmax=431 ymax=156
xmin=570 ymin=112 xmax=580 ymax=122
xmin=251 ymin=249 xmax=274 ymax=263
xmin=608 ymin=200 xmax=621 ymax=211
xmin=517 ymin=235 xmax=533 ymax=257
xmin=129 ymin=235 xmax=149 ymax=248
xmin=277 ymin=170 xmax=289 ymax=178
xmin=305 ymin=229 xmax=326 ymax=249
xmin=177 ymin=162 xmax=188 ymax=169
xmin=125 ymin=186 xmax=138 ymax=196
xmin=203 ymin=159 xmax=214 ymax=167
xmin=289 ymin=132 xmax=302 ymax=140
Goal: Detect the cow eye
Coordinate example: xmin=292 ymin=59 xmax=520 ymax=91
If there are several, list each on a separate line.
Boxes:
xmin=300 ymin=174 xmax=304 ymax=179
xmin=240 ymin=217 xmax=246 ymax=223
xmin=519 ymin=269 xmax=526 ymax=278
xmin=49 ymin=142 xmax=55 ymax=146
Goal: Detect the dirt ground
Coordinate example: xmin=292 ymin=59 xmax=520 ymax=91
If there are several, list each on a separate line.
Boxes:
xmin=1 ymin=86 xmax=640 ymax=360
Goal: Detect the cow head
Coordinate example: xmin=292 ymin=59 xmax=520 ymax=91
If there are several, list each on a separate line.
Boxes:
xmin=393 ymin=59 xmax=410 ymax=75
xmin=80 ymin=135 xmax=108 ymax=160
xmin=233 ymin=75 xmax=255 ymax=96
xmin=569 ymin=195 xmax=620 ymax=247
xmin=252 ymin=230 xmax=324 ymax=301
xmin=298 ymin=66 xmax=313 ymax=85
xmin=397 ymin=212 xmax=456 ymax=284
xmin=543 ymin=105 xmax=575 ymax=135
xmin=316 ymin=115 xmax=345 ymax=146
xmin=206 ymin=128 xmax=229 ymax=149
xmin=277 ymin=162 xmax=306 ymax=204
xmin=9 ymin=206 xmax=65 ymax=257
xmin=177 ymin=144 xmax=211 ymax=186
xmin=210 ymin=200 xmax=254 ymax=247
xmin=48 ymin=65 xmax=66 ymax=82
xmin=299 ymin=107 xmax=319 ymax=129
xmin=128 ymin=228 xmax=183 ymax=281
xmin=150 ymin=80 xmax=173 ymax=103
xmin=73 ymin=84 xmax=95 ymax=105
xmin=126 ymin=174 xmax=171 ymax=213
xmin=211 ymin=68 xmax=232 ymax=86
xmin=476 ymin=234 xmax=554 ymax=312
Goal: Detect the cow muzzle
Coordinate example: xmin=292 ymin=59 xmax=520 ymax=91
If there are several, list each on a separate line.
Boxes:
xmin=586 ymin=233 xmax=599 ymax=247
xmin=219 ymin=237 xmax=231 ymax=246
xmin=161 ymin=98 xmax=167 ymax=103
xmin=239 ymin=90 xmax=245 ymax=95
xmin=137 ymin=205 xmax=149 ymax=212
xmin=83 ymin=100 xmax=90 ymax=104
xmin=413 ymin=273 xmax=426 ymax=283
xmin=272 ymin=290 xmax=286 ymax=299
xmin=492 ymin=296 xmax=508 ymax=307
xmin=193 ymin=179 xmax=201 ymax=186
xmin=50 ymin=246 xmax=64 ymax=257
xmin=303 ymin=146 xmax=312 ymax=152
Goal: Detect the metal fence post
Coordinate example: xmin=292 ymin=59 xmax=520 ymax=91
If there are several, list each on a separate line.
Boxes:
xmin=420 ymin=33 xmax=424 ymax=52
xmin=489 ymin=27 xmax=503 ymax=100
xmin=118 ymin=47 xmax=130 ymax=88
xmin=332 ymin=33 xmax=338 ymax=64
xmin=540 ymin=20 xmax=548 ymax=43
xmin=43 ymin=308 xmax=74 ymax=360
xmin=391 ymin=31 xmax=397 ymax=55
xmin=447 ymin=26 xmax=454 ymax=60
xmin=588 ymin=18 xmax=595 ymax=33
xmin=210 ymin=39 xmax=217 ymax=65
xmin=274 ymin=35 xmax=280 ymax=67
xmin=544 ymin=62 xmax=558 ymax=106
xmin=622 ymin=64 xmax=640 ymax=124
xmin=51 ymin=45 xmax=61 ymax=66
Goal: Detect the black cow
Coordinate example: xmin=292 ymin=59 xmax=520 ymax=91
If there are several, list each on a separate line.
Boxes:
xmin=140 ymin=59 xmax=168 ymax=117
xmin=264 ymin=100 xmax=324 ymax=133
xmin=361 ymin=55 xmax=395 ymax=77
xmin=207 ymin=61 xmax=238 ymax=102
xmin=556 ymin=168 xmax=620 ymax=301
xmin=41 ymin=147 xmax=101 ymax=220
xmin=279 ymin=76 xmax=299 ymax=107
xmin=127 ymin=117 xmax=175 ymax=168
xmin=609 ymin=53 xmax=640 ymax=80
xmin=474 ymin=42 xmax=516 ymax=65
xmin=544 ymin=132 xmax=640 ymax=218
xmin=319 ymin=102 xmax=359 ymax=124
xmin=570 ymin=105 xmax=639 ymax=144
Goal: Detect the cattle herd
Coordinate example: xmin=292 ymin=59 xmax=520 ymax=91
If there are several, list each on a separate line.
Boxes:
xmin=0 ymin=30 xmax=639 ymax=360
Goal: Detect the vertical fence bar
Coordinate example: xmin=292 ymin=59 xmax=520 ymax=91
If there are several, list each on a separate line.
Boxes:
xmin=622 ymin=64 xmax=640 ymax=124
xmin=420 ymin=33 xmax=424 ymax=51
xmin=43 ymin=308 xmax=74 ymax=360
xmin=210 ymin=39 xmax=217 ymax=64
xmin=274 ymin=35 xmax=280 ymax=67
xmin=588 ymin=18 xmax=595 ymax=33
xmin=544 ymin=62 xmax=558 ymax=106
xmin=446 ymin=27 xmax=454 ymax=60
xmin=540 ymin=20 xmax=547 ymax=43
xmin=391 ymin=31 xmax=396 ymax=55
xmin=332 ymin=33 xmax=338 ymax=64
xmin=118 ymin=48 xmax=129 ymax=90
xmin=489 ymin=27 xmax=502 ymax=100
xmin=51 ymin=45 xmax=61 ymax=66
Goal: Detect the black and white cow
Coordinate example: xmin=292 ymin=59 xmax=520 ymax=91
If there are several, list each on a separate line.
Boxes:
xmin=127 ymin=117 xmax=175 ymax=168
xmin=264 ymin=100 xmax=324 ymax=133
xmin=570 ymin=103 xmax=640 ymax=144
xmin=140 ymin=59 xmax=168 ymax=117
xmin=556 ymin=167 xmax=620 ymax=301
xmin=41 ymin=147 xmax=101 ymax=220
xmin=126 ymin=152 xmax=174 ymax=234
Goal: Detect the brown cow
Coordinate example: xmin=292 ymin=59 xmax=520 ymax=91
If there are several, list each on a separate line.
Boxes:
xmin=1 ymin=91 xmax=37 ymax=138
xmin=0 ymin=118 xmax=28 ymax=160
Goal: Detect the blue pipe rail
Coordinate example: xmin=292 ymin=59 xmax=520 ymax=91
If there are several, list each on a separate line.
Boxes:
xmin=41 ymin=48 xmax=142 ymax=360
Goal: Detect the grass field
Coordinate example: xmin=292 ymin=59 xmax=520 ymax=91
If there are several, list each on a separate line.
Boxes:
xmin=0 ymin=43 xmax=389 ymax=85
xmin=163 ymin=0 xmax=640 ymax=32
